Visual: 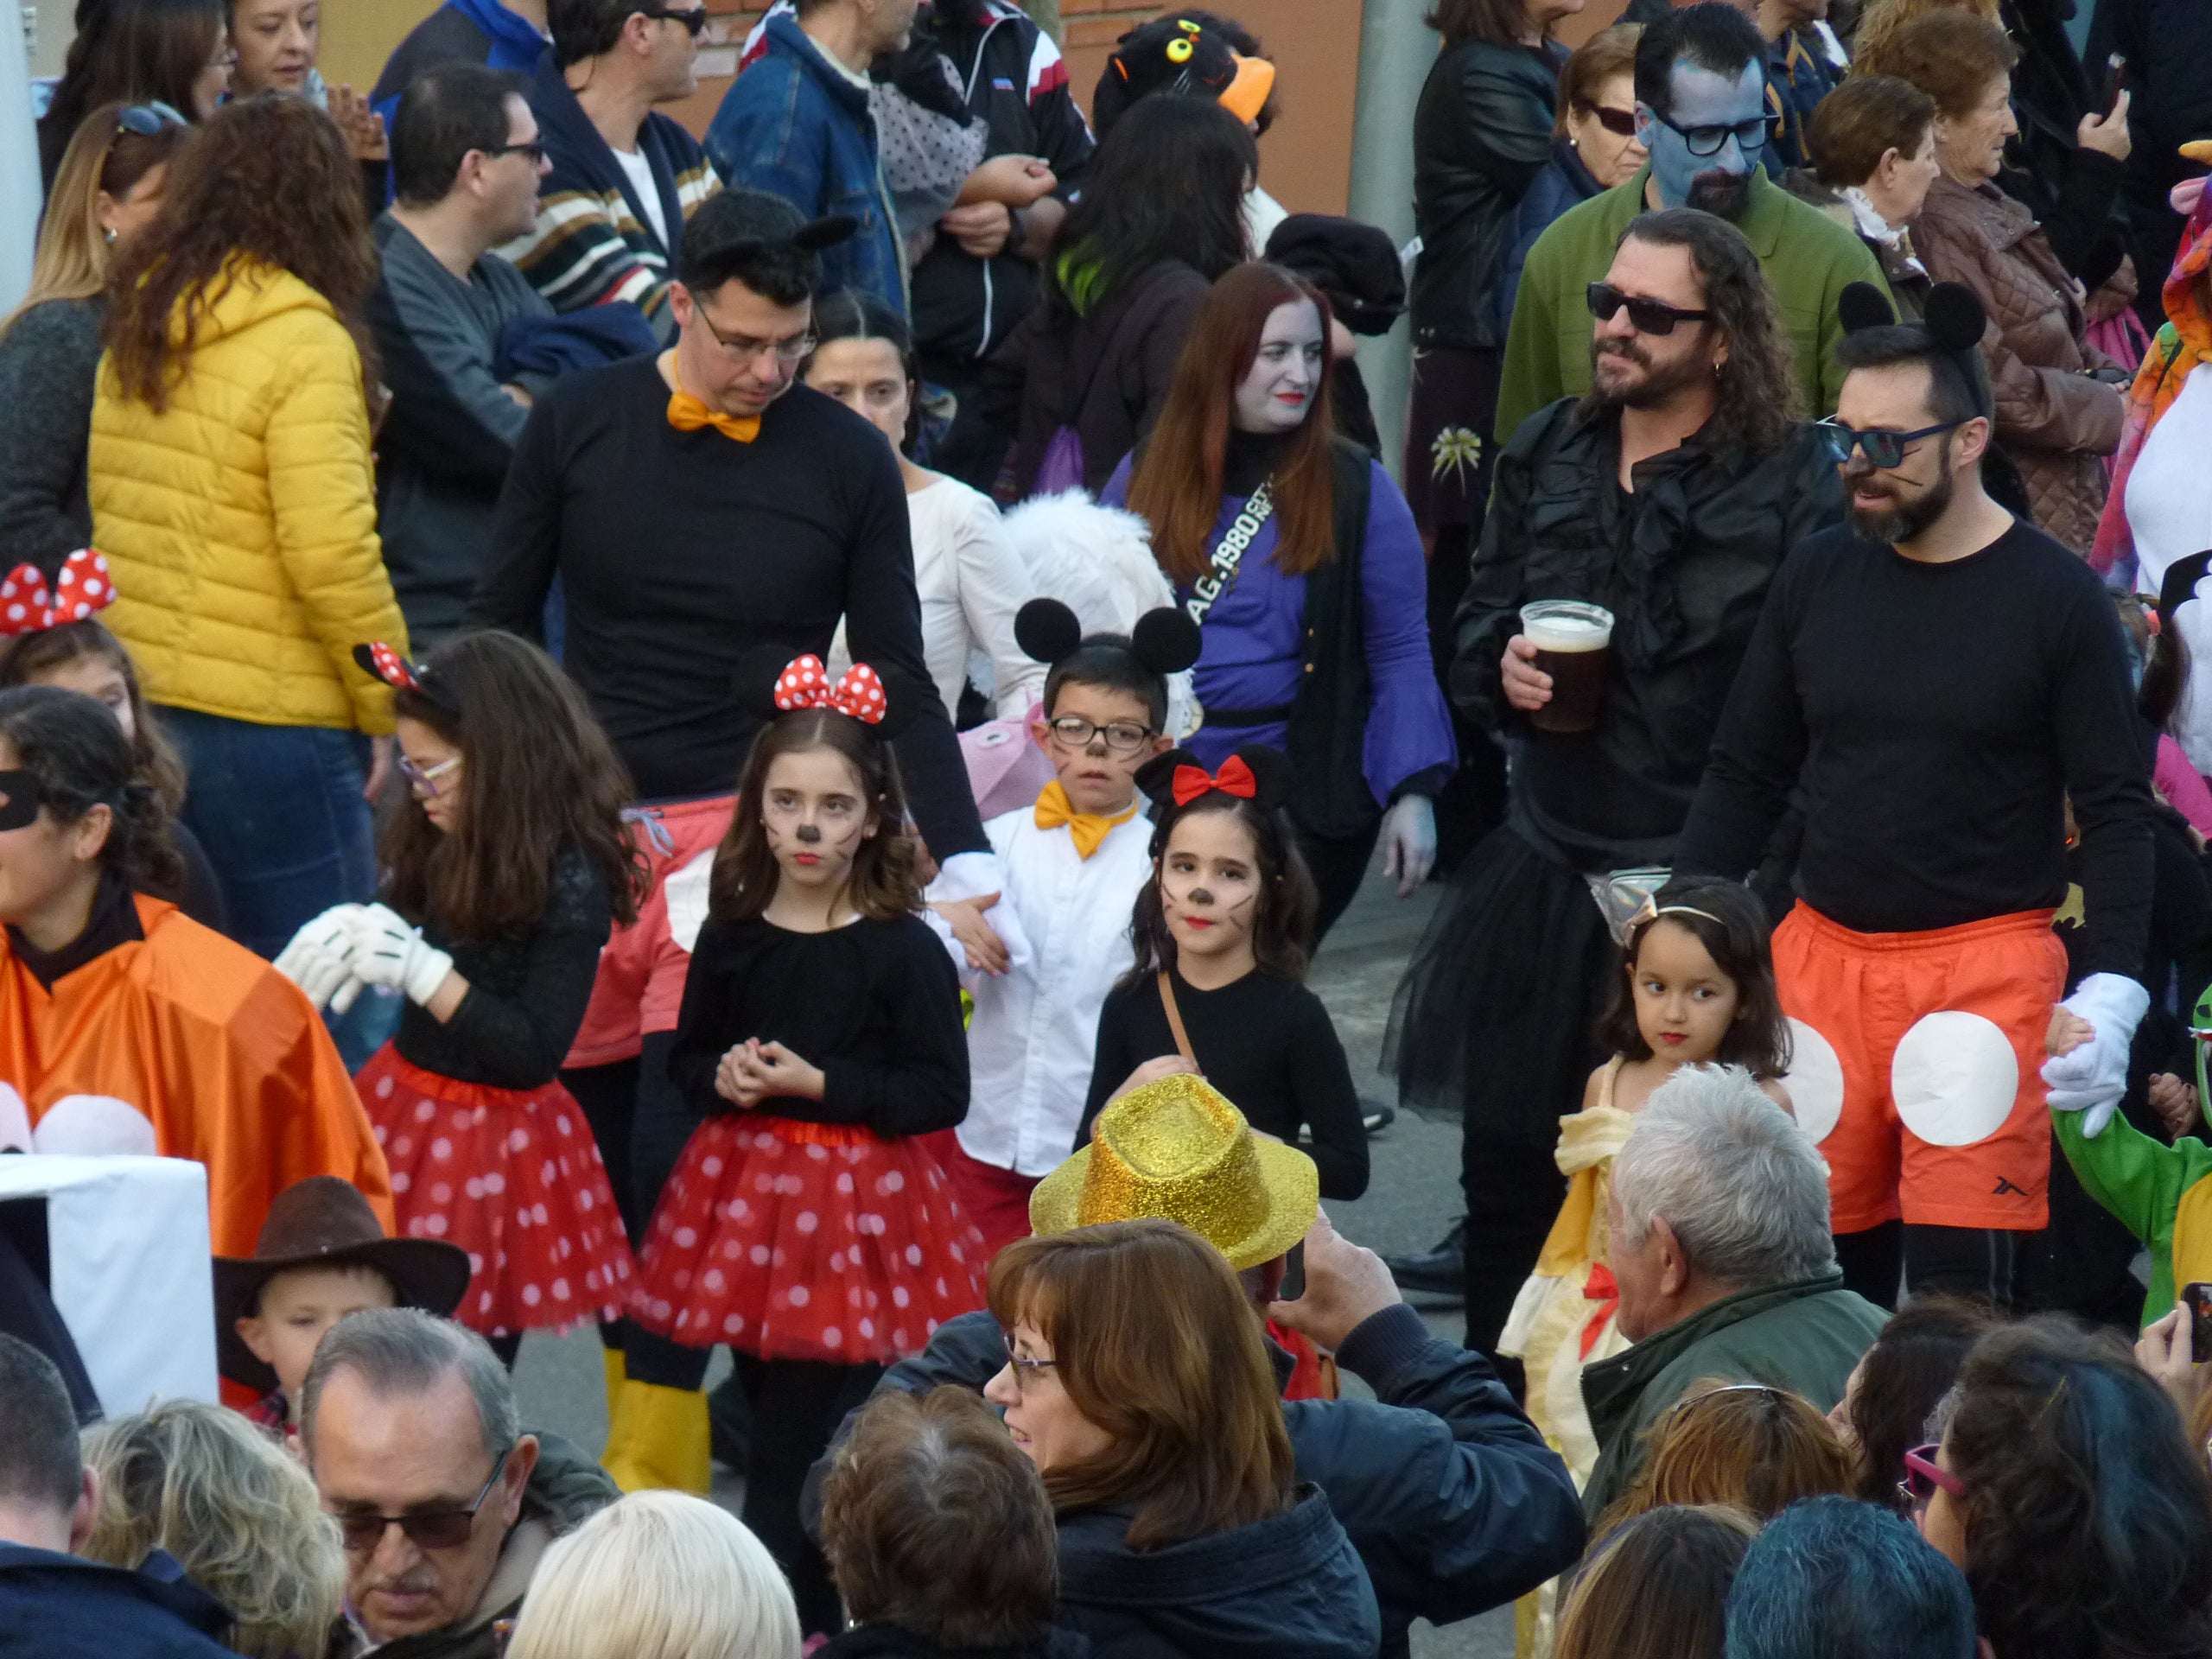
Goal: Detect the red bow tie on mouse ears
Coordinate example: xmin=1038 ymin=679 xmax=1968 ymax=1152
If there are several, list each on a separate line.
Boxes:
xmin=774 ymin=655 xmax=887 ymax=725
xmin=1172 ymin=754 xmax=1258 ymax=806
xmin=0 ymin=549 xmax=114 ymax=635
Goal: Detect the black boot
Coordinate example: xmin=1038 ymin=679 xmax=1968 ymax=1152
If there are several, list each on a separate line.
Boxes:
xmin=708 ymin=1370 xmax=752 ymax=1471
xmin=1384 ymin=1217 xmax=1467 ymax=1300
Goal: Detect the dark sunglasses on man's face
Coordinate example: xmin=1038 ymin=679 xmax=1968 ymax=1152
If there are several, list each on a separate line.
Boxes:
xmin=1581 ymin=103 xmax=1638 ymax=138
xmin=1586 ymin=281 xmax=1711 ymax=337
xmin=480 ymin=140 xmax=547 ymax=165
xmin=332 ymin=1446 xmax=512 ymax=1555
xmin=645 ymin=5 xmax=709 ymax=35
xmin=1815 ymin=416 xmax=1966 ymax=470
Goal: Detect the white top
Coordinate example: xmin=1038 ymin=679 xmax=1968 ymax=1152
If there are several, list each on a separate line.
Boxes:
xmin=2127 ymin=361 xmax=2212 ymax=772
xmin=832 ymin=474 xmax=1045 ymax=719
xmin=613 ymin=145 xmax=670 ymax=248
xmin=938 ymin=804 xmax=1153 ymax=1178
xmin=1243 ymin=184 xmax=1289 ymax=255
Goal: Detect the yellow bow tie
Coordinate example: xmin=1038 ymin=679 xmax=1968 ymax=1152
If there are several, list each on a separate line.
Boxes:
xmin=667 ymin=385 xmax=760 ymax=443
xmin=1034 ymin=780 xmax=1139 ymax=860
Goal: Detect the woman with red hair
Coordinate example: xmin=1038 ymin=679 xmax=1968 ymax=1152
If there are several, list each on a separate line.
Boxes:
xmin=1104 ymin=264 xmax=1454 ymax=939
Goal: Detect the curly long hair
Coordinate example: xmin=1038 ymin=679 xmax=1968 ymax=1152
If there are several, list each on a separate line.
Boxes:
xmin=383 ymin=631 xmax=647 ymax=942
xmin=1129 ymin=264 xmax=1339 ymax=584
xmin=103 ymin=92 xmax=378 ymax=412
xmin=82 ymin=1401 xmax=345 ymax=1659
xmin=1592 ymin=208 xmax=1805 ymax=457
xmin=0 ymin=683 xmax=183 ymax=895
xmin=0 ymin=620 xmax=189 ymax=813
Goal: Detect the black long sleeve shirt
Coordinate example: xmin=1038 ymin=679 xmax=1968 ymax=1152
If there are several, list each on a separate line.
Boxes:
xmin=1077 ymin=967 xmax=1369 ymax=1202
xmin=1676 ymin=519 xmax=2154 ymax=979
xmin=668 ymin=912 xmax=969 ymax=1140
xmin=468 ymin=359 xmax=986 ymax=859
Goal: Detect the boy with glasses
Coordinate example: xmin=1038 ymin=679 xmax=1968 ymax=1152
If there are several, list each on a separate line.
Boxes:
xmin=924 ymin=598 xmax=1197 ymax=1258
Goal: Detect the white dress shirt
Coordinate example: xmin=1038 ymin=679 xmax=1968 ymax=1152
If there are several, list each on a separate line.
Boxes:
xmin=2128 ymin=363 xmax=2212 ymax=772
xmin=943 ymin=801 xmax=1154 ymax=1178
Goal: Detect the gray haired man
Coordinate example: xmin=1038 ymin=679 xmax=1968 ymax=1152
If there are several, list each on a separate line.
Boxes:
xmin=1581 ymin=1065 xmax=1887 ymax=1517
xmin=302 ymin=1309 xmax=615 ymax=1658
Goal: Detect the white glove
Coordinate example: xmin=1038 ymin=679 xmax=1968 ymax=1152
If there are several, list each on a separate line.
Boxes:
xmin=273 ymin=905 xmax=368 ymax=1013
xmin=2042 ymin=972 xmax=2152 ymax=1137
xmin=346 ymin=902 xmax=455 ymax=1007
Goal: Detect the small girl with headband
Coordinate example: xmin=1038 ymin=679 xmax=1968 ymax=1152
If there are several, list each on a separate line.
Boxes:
xmin=1500 ymin=880 xmax=1792 ymax=1488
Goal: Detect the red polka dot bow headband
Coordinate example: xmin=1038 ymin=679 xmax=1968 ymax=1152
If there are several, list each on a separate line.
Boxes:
xmin=353 ymin=642 xmax=461 ymax=713
xmin=773 ymin=655 xmax=887 ymax=725
xmin=1171 ymin=753 xmax=1257 ymax=806
xmin=0 ymin=549 xmax=114 ymax=636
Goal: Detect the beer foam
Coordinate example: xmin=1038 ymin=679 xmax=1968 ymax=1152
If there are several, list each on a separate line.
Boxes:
xmin=1523 ymin=614 xmax=1610 ymax=652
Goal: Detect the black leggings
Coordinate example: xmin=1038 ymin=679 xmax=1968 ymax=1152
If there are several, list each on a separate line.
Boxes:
xmin=1834 ymin=1219 xmax=2024 ymax=1313
xmin=563 ymin=1032 xmax=697 ymax=1353
xmin=626 ymin=1329 xmax=880 ymax=1636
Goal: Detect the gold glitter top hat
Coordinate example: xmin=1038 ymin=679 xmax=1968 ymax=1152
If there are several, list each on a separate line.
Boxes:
xmin=1028 ymin=1073 xmax=1319 ymax=1271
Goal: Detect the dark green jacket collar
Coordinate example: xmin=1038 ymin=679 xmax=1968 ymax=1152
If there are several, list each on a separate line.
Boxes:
xmin=1601 ymin=164 xmax=1791 ymax=261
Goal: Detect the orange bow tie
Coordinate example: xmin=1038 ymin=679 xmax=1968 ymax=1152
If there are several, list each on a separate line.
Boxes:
xmin=667 ymin=385 xmax=760 ymax=443
xmin=1033 ymin=780 xmax=1139 ymax=860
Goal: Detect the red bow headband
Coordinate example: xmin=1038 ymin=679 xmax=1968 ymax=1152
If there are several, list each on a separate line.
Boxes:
xmin=0 ymin=550 xmax=113 ymax=636
xmin=773 ymin=655 xmax=887 ymax=725
xmin=352 ymin=641 xmax=462 ymax=714
xmin=1171 ymin=754 xmax=1257 ymax=807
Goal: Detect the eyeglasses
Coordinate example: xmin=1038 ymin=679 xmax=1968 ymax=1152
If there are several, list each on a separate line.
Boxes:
xmin=397 ymin=752 xmax=463 ymax=799
xmin=1897 ymin=1442 xmax=1966 ymax=1511
xmin=690 ymin=303 xmax=816 ymax=365
xmin=1580 ymin=103 xmax=1639 ymax=138
xmin=1044 ymin=715 xmax=1155 ymax=754
xmin=207 ymin=46 xmax=240 ymax=71
xmin=1586 ymin=281 xmax=1712 ymax=336
xmin=480 ymin=139 xmax=547 ymax=164
xmin=1001 ymin=1332 xmax=1058 ymax=1394
xmin=117 ymin=104 xmax=186 ymax=137
xmin=644 ymin=5 xmax=709 ymax=35
xmin=1814 ymin=416 xmax=1966 ymax=470
xmin=331 ymin=1446 xmax=512 ymax=1554
xmin=1652 ymin=108 xmax=1773 ymax=158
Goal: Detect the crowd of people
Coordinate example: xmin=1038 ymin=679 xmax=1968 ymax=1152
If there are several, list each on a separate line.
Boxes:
xmin=3 ymin=0 xmax=2212 ymax=1653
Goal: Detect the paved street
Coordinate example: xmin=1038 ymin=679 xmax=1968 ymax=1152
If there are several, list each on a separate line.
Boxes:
xmin=512 ymin=855 xmax=1516 ymax=1657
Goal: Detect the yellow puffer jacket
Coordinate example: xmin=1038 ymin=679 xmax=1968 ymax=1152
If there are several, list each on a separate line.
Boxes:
xmin=90 ymin=259 xmax=406 ymax=734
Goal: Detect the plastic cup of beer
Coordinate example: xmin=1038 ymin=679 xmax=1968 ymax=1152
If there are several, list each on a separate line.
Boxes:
xmin=1519 ymin=601 xmax=1615 ymax=735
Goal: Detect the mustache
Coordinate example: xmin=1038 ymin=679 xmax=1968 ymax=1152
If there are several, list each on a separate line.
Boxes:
xmin=1594 ymin=338 xmax=1649 ymax=367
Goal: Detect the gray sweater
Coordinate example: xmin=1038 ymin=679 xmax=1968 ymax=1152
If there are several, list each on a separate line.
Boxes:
xmin=0 ymin=297 xmax=103 ymax=575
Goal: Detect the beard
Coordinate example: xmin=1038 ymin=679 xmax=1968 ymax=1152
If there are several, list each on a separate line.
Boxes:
xmin=1586 ymin=336 xmax=1711 ymax=411
xmin=1685 ymin=168 xmax=1752 ymax=219
xmin=1847 ymin=461 xmax=1955 ymax=544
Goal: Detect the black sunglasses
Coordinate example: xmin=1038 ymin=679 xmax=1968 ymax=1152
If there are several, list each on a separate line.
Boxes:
xmin=1586 ymin=281 xmax=1711 ymax=336
xmin=480 ymin=139 xmax=547 ymax=164
xmin=1815 ymin=416 xmax=1966 ymax=469
xmin=644 ymin=4 xmax=709 ymax=35
xmin=1654 ymin=108 xmax=1773 ymax=158
xmin=331 ymin=1446 xmax=512 ymax=1554
xmin=1581 ymin=103 xmax=1638 ymax=137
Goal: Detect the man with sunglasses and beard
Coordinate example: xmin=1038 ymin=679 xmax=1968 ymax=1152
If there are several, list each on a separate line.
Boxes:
xmin=1392 ymin=207 xmax=1842 ymax=1379
xmin=1495 ymin=1 xmax=1883 ymax=445
xmin=1676 ymin=283 xmax=2156 ymax=1314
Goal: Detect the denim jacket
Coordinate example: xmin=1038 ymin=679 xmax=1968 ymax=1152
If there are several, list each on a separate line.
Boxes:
xmin=705 ymin=11 xmax=907 ymax=315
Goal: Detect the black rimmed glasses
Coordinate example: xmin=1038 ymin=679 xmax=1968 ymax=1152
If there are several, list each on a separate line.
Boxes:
xmin=1586 ymin=281 xmax=1711 ymax=337
xmin=331 ymin=1446 xmax=512 ymax=1554
xmin=1044 ymin=715 xmax=1154 ymax=754
xmin=480 ymin=139 xmax=547 ymax=165
xmin=1815 ymin=416 xmax=1967 ymax=470
xmin=693 ymin=305 xmax=816 ymax=365
xmin=645 ymin=4 xmax=709 ymax=35
xmin=1001 ymin=1331 xmax=1059 ymax=1395
xmin=1652 ymin=108 xmax=1771 ymax=158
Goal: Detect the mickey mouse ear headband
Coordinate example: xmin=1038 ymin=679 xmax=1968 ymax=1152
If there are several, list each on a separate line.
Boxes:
xmin=353 ymin=642 xmax=461 ymax=715
xmin=0 ymin=549 xmax=114 ymax=638
xmin=1135 ymin=744 xmax=1292 ymax=813
xmin=1014 ymin=598 xmax=1203 ymax=678
xmin=1837 ymin=281 xmax=1993 ymax=420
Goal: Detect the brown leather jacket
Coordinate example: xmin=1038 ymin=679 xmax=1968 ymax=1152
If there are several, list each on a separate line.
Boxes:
xmin=1910 ymin=175 xmax=2124 ymax=555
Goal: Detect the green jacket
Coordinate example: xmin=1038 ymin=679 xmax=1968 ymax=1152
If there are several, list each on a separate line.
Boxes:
xmin=1580 ymin=1272 xmax=1888 ymax=1520
xmin=2055 ymin=1107 xmax=2212 ymax=1329
xmin=1493 ymin=165 xmax=1890 ymax=446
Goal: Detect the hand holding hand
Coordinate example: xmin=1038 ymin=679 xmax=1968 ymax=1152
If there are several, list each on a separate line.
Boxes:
xmin=1380 ymin=796 xmax=1437 ymax=899
xmin=957 ymin=152 xmax=1057 ymax=207
xmin=939 ymin=200 xmax=1014 ymax=259
xmin=1502 ymin=635 xmax=1552 ymax=713
xmin=2047 ymin=1007 xmax=2094 ymax=1058
xmin=744 ymin=1039 xmax=826 ymax=1103
xmin=1267 ymin=1210 xmax=1402 ymax=1352
xmin=273 ymin=904 xmax=368 ymax=1013
xmin=715 ymin=1040 xmax=765 ymax=1109
xmin=2043 ymin=973 xmax=2152 ymax=1137
xmin=931 ymin=893 xmax=1010 ymax=976
xmin=2152 ymin=1072 xmax=2202 ymax=1140
xmin=346 ymin=902 xmax=456 ymax=1007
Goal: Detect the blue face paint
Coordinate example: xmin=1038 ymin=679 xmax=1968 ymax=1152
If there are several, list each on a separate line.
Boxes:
xmin=1637 ymin=60 xmax=1769 ymax=215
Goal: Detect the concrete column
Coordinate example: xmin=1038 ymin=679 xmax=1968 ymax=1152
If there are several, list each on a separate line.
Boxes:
xmin=1345 ymin=0 xmax=1436 ymax=485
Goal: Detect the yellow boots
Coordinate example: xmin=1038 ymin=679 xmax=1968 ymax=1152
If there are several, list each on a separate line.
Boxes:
xmin=601 ymin=1369 xmax=711 ymax=1495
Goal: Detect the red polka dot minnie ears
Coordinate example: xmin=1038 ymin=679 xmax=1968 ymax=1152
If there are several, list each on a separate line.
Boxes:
xmin=0 ymin=549 xmax=114 ymax=636
xmin=773 ymin=655 xmax=888 ymax=724
xmin=353 ymin=641 xmax=461 ymax=713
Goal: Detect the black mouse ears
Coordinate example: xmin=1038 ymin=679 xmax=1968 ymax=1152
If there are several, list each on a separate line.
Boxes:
xmin=1135 ymin=744 xmax=1293 ymax=814
xmin=1837 ymin=281 xmax=1986 ymax=353
xmin=1837 ymin=281 xmax=1895 ymax=334
xmin=1014 ymin=598 xmax=1203 ymax=677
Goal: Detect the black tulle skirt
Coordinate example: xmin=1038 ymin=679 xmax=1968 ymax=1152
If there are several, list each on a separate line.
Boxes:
xmin=1384 ymin=823 xmax=1618 ymax=1143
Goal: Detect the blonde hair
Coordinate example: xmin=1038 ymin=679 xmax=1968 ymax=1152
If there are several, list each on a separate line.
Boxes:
xmin=505 ymin=1491 xmax=803 ymax=1659
xmin=80 ymin=1401 xmax=344 ymax=1659
xmin=5 ymin=101 xmax=184 ymax=332
xmin=1599 ymin=1379 xmax=1854 ymax=1535
xmin=1847 ymin=0 xmax=2002 ymax=77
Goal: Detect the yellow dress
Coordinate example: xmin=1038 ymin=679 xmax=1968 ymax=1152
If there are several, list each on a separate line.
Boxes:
xmin=1500 ymin=1056 xmax=1637 ymax=1658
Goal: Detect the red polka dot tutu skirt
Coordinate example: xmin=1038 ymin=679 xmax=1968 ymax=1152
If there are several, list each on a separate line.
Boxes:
xmin=357 ymin=1044 xmax=634 ymax=1337
xmin=630 ymin=1114 xmax=988 ymax=1365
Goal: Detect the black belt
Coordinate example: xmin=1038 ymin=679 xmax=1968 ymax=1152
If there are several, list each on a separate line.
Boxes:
xmin=1203 ymin=702 xmax=1294 ymax=728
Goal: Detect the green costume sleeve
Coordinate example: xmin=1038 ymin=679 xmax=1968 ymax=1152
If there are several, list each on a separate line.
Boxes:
xmin=2054 ymin=1109 xmax=2212 ymax=1324
xmin=1493 ymin=246 xmax=1560 ymax=454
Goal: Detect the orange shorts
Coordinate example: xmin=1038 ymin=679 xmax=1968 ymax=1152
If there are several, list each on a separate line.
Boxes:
xmin=563 ymin=795 xmax=737 ymax=1070
xmin=1774 ymin=903 xmax=2065 ymax=1233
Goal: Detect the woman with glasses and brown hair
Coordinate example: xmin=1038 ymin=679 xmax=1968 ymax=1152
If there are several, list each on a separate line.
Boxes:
xmin=0 ymin=101 xmax=186 ymax=582
xmin=982 ymin=1217 xmax=1379 ymax=1659
xmin=87 ymin=92 xmax=410 ymax=970
xmin=35 ymin=0 xmax=232 ymax=190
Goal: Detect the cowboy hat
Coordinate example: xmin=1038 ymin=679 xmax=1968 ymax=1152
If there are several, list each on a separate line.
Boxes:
xmin=213 ymin=1177 xmax=471 ymax=1392
xmin=1030 ymin=1074 xmax=1318 ymax=1271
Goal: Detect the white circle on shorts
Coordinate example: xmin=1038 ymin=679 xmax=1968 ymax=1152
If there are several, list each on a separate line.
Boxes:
xmin=1781 ymin=1019 xmax=1847 ymax=1146
xmin=1891 ymin=1012 xmax=2018 ymax=1147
